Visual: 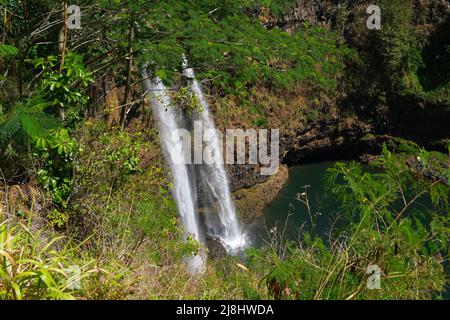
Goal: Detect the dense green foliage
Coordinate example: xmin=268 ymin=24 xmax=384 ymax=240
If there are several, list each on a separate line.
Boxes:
xmin=338 ymin=0 xmax=450 ymax=104
xmin=135 ymin=0 xmax=351 ymax=91
xmin=34 ymin=128 xmax=77 ymax=208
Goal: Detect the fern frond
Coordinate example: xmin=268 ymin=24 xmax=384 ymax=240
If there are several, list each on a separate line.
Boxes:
xmin=21 ymin=113 xmax=58 ymax=138
xmin=25 ymin=96 xmax=55 ymax=114
xmin=0 ymin=44 xmax=19 ymax=58
xmin=0 ymin=97 xmax=60 ymax=148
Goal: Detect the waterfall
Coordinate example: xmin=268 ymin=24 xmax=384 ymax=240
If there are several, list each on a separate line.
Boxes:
xmin=141 ymin=57 xmax=246 ymax=272
xmin=141 ymin=66 xmax=205 ymax=274
xmin=182 ymin=57 xmax=247 ymax=253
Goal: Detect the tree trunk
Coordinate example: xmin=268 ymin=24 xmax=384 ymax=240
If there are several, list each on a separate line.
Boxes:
xmin=59 ymin=0 xmax=68 ymax=71
xmin=2 ymin=8 xmax=8 ymax=43
xmin=120 ymin=23 xmax=134 ymax=130
xmin=58 ymin=0 xmax=68 ymax=120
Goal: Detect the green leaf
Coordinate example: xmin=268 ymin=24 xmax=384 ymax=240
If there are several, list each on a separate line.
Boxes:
xmin=0 ymin=44 xmax=18 ymax=58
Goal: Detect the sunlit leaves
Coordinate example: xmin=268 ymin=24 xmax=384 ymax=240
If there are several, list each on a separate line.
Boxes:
xmin=30 ymin=52 xmax=93 ymax=126
xmin=128 ymin=0 xmax=353 ymax=92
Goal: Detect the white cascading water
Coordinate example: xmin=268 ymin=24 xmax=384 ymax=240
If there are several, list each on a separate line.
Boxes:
xmin=182 ymin=57 xmax=247 ymax=253
xmin=141 ymin=65 xmax=205 ymax=274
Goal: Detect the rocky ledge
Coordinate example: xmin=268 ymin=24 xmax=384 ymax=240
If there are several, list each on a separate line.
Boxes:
xmin=233 ymin=164 xmax=289 ymax=223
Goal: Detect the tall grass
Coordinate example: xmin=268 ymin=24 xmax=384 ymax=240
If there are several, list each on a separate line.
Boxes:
xmin=0 ymin=209 xmax=128 ymax=300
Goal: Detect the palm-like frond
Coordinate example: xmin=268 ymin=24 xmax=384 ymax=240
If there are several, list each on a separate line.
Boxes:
xmin=0 ymin=44 xmax=18 ymax=58
xmin=25 ymin=96 xmax=55 ymax=114
xmin=0 ymin=96 xmax=59 ymax=148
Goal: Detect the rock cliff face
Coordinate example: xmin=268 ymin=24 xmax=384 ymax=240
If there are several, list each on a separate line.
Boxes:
xmin=233 ymin=165 xmax=289 ymax=222
xmin=226 ymin=116 xmax=371 ymax=186
xmin=281 ymin=116 xmax=372 ymax=164
xmin=225 ymin=114 xmax=381 ymax=219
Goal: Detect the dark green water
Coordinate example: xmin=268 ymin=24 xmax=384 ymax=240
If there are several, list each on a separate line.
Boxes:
xmin=247 ymin=161 xmax=342 ymax=246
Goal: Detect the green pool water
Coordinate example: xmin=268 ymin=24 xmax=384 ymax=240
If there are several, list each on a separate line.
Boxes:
xmin=246 ymin=161 xmax=342 ymax=246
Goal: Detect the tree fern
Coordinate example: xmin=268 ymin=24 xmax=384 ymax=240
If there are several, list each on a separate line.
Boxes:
xmin=0 ymin=44 xmax=18 ymax=58
xmin=0 ymin=96 xmax=59 ymax=148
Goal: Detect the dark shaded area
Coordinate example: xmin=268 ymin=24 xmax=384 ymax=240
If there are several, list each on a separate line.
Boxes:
xmin=419 ymin=16 xmax=450 ymax=91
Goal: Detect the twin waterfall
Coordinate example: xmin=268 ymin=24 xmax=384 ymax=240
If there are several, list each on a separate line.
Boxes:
xmin=141 ymin=58 xmax=246 ymax=273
